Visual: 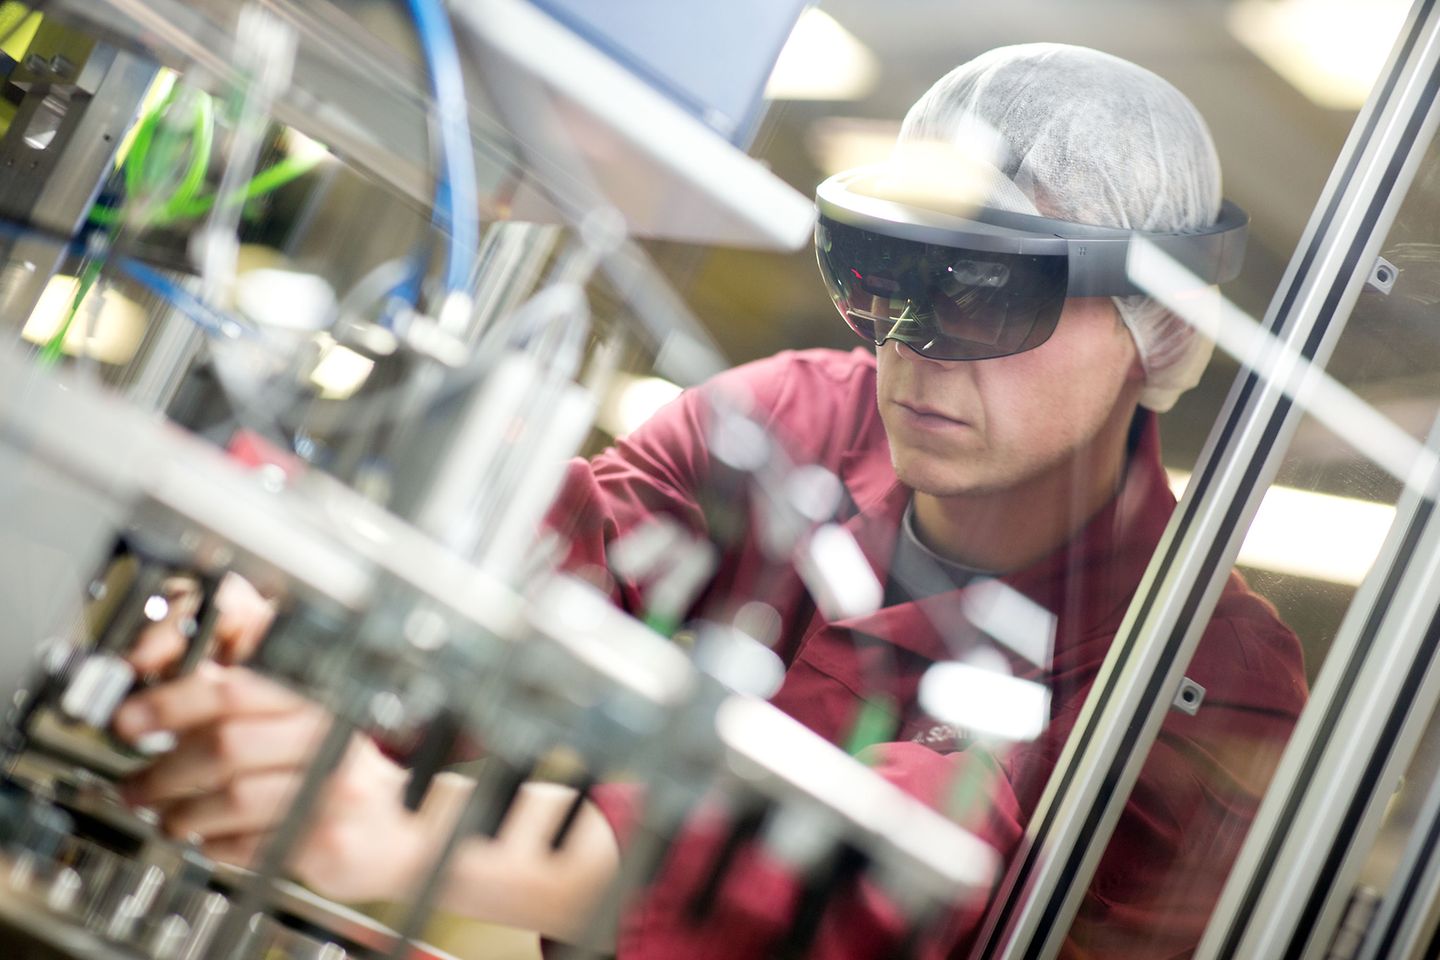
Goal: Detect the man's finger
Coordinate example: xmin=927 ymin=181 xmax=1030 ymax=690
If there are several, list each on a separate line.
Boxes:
xmin=122 ymin=710 xmax=327 ymax=806
xmin=125 ymin=579 xmax=198 ymax=676
xmin=125 ymin=573 xmax=274 ymax=676
xmin=112 ymin=665 xmax=309 ymax=743
xmin=210 ymin=573 xmax=276 ymax=665
xmin=160 ymin=770 xmax=298 ymax=841
xmin=128 ymin=622 xmax=189 ymax=677
xmin=200 ymin=833 xmax=265 ymax=871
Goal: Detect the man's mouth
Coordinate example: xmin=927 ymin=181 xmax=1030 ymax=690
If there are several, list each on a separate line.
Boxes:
xmin=895 ymin=400 xmax=970 ymax=430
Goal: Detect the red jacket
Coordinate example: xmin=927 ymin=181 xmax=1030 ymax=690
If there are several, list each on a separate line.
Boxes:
xmin=547 ymin=348 xmax=1307 ymax=959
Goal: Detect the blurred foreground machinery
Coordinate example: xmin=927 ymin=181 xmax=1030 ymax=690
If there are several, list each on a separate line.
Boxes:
xmin=0 ymin=2 xmax=998 ymax=958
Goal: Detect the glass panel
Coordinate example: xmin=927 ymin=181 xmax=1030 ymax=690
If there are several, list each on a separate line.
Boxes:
xmin=0 ymin=6 xmax=1413 ymax=960
xmin=1330 ymin=636 xmax=1440 ymax=960
xmin=556 ymin=48 xmax=1358 ymax=960
xmin=1263 ymin=141 xmax=1440 ymax=960
xmin=1059 ymin=90 xmax=1440 ymax=960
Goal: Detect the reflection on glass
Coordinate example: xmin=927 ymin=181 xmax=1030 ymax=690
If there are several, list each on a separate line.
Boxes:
xmin=1170 ymin=471 xmax=1394 ymax=586
xmin=539 ymin=44 xmax=1329 ymax=958
xmin=1059 ymin=87 xmax=1440 ymax=960
xmin=556 ymin=376 xmax=1309 ymax=956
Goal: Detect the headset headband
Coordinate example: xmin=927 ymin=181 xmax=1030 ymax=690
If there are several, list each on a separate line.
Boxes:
xmin=815 ymin=168 xmax=1249 ymax=297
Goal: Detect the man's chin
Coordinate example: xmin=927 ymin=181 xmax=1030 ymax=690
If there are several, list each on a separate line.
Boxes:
xmin=892 ymin=456 xmax=999 ymax=499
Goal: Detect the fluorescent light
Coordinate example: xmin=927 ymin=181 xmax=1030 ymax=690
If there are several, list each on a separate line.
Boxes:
xmin=21 ymin=274 xmax=148 ymax=365
xmin=766 ymin=9 xmax=879 ymax=102
xmin=598 ymin=373 xmax=683 ymax=437
xmin=919 ymin=660 xmax=1050 ymax=743
xmin=309 ymin=341 xmax=374 ymax=399
xmin=1169 ymin=471 xmax=1394 ymax=586
xmin=1228 ymin=0 xmax=1409 ymax=109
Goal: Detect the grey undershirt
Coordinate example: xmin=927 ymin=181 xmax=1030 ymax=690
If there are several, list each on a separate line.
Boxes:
xmin=883 ymin=498 xmax=989 ymax=606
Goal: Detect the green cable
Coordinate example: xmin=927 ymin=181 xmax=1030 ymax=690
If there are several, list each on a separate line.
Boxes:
xmin=167 ymin=151 xmax=323 ymax=221
xmin=128 ymin=89 xmax=209 ymax=223
xmin=155 ymin=90 xmax=215 ymax=218
xmin=88 ymin=130 xmax=321 ymax=228
xmin=38 ymin=258 xmax=103 ymax=366
xmin=642 ymin=612 xmax=681 ymax=639
xmin=120 ymin=99 xmax=160 ymax=206
xmin=91 ymin=89 xmax=221 ymax=228
xmin=844 ymin=695 xmax=900 ymax=758
xmin=55 ymin=83 xmax=324 ymax=369
xmin=45 ymin=85 xmax=192 ymax=366
xmin=945 ymin=744 xmax=1001 ymax=820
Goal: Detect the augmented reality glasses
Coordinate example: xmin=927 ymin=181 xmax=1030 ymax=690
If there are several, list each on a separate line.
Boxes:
xmin=815 ymin=168 xmax=1249 ymax=361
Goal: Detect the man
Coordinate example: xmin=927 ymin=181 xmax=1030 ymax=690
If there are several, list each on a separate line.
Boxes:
xmin=113 ymin=44 xmax=1306 ymax=958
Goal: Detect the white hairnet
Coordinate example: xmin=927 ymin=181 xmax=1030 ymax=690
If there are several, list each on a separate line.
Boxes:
xmin=897 ymin=43 xmax=1224 ymax=412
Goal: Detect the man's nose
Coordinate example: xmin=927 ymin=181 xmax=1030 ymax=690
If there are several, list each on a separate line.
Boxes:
xmin=885 ymin=338 xmax=957 ymax=370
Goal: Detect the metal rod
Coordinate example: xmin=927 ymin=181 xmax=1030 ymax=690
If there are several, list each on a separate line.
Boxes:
xmin=216 ymin=712 xmax=355 ymax=960
xmin=549 ymin=773 xmax=597 ymax=853
xmin=382 ymin=756 xmax=534 ymax=960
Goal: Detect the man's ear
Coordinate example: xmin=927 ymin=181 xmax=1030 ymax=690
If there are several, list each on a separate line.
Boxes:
xmin=1114 ymin=306 xmax=1146 ymax=383
xmin=1126 ymin=350 xmax=1147 ymax=383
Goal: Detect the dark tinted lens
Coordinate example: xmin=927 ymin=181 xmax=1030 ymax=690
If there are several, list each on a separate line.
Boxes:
xmin=815 ymin=216 xmax=1068 ymax=360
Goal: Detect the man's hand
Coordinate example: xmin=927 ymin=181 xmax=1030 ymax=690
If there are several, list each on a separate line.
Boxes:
xmin=108 ymin=572 xmax=620 ymax=939
xmin=129 ymin=572 xmax=274 ymax=676
xmin=113 ymin=664 xmax=450 ymax=904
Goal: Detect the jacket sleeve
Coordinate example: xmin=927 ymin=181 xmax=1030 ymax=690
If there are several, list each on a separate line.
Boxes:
xmin=543 ymin=351 xmax=807 ymax=601
xmin=545 ymin=387 xmax=715 ymax=598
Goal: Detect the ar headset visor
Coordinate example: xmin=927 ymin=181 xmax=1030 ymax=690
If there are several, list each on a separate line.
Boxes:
xmin=815 ymin=167 xmax=1249 ymax=361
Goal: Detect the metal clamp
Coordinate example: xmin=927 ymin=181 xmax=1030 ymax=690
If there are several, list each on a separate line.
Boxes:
xmin=1172 ymin=677 xmax=1206 ymax=716
xmin=1366 ymin=256 xmax=1399 ymax=295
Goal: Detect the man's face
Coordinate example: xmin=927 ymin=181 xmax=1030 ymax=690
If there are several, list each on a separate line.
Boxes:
xmin=875 ymin=297 xmax=1143 ymax=497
